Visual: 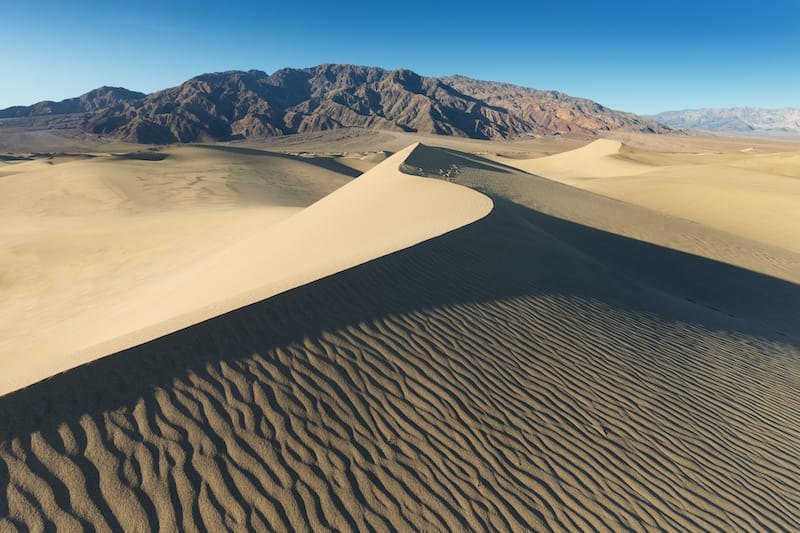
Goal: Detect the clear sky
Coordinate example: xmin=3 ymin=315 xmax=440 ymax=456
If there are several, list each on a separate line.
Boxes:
xmin=1 ymin=0 xmax=798 ymax=114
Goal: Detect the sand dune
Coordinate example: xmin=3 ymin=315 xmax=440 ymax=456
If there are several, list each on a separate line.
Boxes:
xmin=1 ymin=136 xmax=799 ymax=531
xmin=576 ymin=163 xmax=800 ymax=253
xmin=501 ymin=138 xmax=800 ymax=253
xmin=0 ymin=143 xmax=490 ymax=395
xmin=727 ymin=150 xmax=800 ymax=178
xmin=498 ymin=139 xmax=657 ymax=180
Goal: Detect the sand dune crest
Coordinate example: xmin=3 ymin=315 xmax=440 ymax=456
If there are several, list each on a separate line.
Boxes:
xmin=502 ymin=138 xmax=800 ymax=253
xmin=501 ymin=139 xmax=656 ymax=180
xmin=0 ymin=143 xmax=492 ymax=395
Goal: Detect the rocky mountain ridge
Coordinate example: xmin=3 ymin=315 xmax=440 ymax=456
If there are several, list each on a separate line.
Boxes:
xmin=0 ymin=86 xmax=145 ymax=119
xmin=2 ymin=65 xmax=675 ymax=144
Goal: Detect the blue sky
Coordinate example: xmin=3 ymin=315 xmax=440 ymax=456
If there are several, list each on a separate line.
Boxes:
xmin=1 ymin=0 xmax=798 ymax=114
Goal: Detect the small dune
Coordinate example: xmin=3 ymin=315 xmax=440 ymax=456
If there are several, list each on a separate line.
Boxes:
xmin=506 ymin=138 xmax=800 ymax=253
xmin=500 ymin=138 xmax=656 ymax=180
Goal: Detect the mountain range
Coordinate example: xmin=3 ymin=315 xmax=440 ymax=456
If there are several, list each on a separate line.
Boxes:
xmin=0 ymin=87 xmax=146 ymax=119
xmin=1 ymin=64 xmax=675 ymax=144
xmin=650 ymin=107 xmax=800 ymax=137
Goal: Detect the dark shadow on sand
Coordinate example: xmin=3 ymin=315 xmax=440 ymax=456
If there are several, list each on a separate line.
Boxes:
xmin=403 ymin=144 xmax=516 ymax=175
xmin=112 ymin=150 xmax=169 ymax=161
xmin=0 ymin=194 xmax=797 ymax=443
xmin=197 ymin=143 xmax=364 ymax=178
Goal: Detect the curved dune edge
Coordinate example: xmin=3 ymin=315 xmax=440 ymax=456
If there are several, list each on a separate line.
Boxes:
xmin=1 ymin=143 xmax=492 ymax=396
xmin=502 ymin=138 xmax=656 ymax=180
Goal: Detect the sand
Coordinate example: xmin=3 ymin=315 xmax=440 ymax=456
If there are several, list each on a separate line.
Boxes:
xmin=0 ymin=143 xmax=491 ymax=395
xmin=1 ymin=131 xmax=799 ymax=531
xmin=500 ymin=138 xmax=656 ymax=179
xmin=498 ymin=138 xmax=800 ymax=253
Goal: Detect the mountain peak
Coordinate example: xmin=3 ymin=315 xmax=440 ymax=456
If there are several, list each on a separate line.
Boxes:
xmin=0 ymin=86 xmax=145 ymax=119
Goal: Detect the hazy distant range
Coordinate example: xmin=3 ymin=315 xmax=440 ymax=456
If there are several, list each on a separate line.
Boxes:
xmin=650 ymin=107 xmax=800 ymax=137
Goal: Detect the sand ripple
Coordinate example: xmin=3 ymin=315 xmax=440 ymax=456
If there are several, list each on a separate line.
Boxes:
xmin=2 ymin=196 xmax=798 ymax=531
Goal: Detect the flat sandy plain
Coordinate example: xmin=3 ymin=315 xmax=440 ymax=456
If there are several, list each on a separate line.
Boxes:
xmin=0 ymin=128 xmax=798 ymax=531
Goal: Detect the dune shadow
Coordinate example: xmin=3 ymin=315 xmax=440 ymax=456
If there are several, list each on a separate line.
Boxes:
xmin=403 ymin=144 xmax=515 ymax=175
xmin=112 ymin=150 xmax=169 ymax=161
xmin=0 ymin=196 xmax=797 ymax=443
xmin=196 ymin=143 xmax=363 ymax=177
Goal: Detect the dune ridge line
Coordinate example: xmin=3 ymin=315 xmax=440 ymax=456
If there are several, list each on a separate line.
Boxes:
xmin=0 ymin=143 xmax=492 ymax=396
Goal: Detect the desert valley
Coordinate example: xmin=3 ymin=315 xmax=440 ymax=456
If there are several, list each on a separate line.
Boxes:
xmin=0 ymin=63 xmax=798 ymax=532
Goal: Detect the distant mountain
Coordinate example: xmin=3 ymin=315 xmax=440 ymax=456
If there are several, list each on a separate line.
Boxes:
xmin=443 ymin=76 xmax=669 ymax=135
xmin=0 ymin=86 xmax=145 ymax=119
xmin=650 ymin=107 xmax=800 ymax=136
xmin=1 ymin=65 xmax=675 ymax=144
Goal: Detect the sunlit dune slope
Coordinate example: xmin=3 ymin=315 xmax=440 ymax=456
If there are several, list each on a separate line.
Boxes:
xmin=0 ymin=144 xmax=491 ymax=394
xmin=498 ymin=138 xmax=656 ymax=179
xmin=500 ymin=139 xmax=800 ymax=253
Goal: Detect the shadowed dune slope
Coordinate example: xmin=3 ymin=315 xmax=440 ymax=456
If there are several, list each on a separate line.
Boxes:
xmin=1 ymin=148 xmax=799 ymax=531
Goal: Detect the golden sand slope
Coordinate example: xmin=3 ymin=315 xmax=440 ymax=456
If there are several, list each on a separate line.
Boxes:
xmin=0 ymin=144 xmax=490 ymax=395
xmin=500 ymin=139 xmax=800 ymax=253
xmin=501 ymin=138 xmax=656 ymax=179
xmin=1 ymin=145 xmax=798 ymax=531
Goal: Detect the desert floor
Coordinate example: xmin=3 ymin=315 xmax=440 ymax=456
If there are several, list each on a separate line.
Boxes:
xmin=0 ymin=129 xmax=798 ymax=531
